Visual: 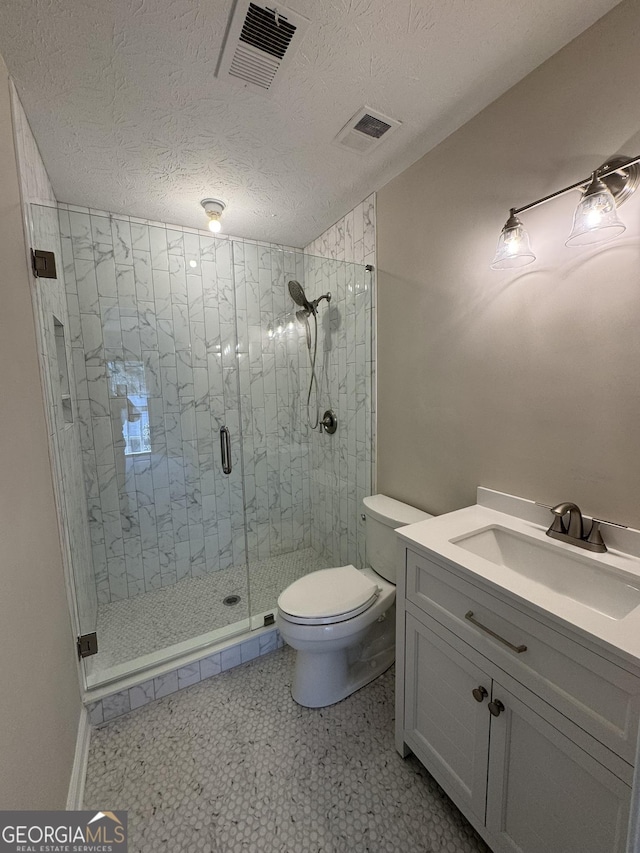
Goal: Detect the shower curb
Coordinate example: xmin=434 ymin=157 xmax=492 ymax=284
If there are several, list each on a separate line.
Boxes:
xmin=86 ymin=628 xmax=285 ymax=727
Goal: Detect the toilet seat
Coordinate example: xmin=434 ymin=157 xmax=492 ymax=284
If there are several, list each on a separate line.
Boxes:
xmin=277 ymin=564 xmax=381 ymax=625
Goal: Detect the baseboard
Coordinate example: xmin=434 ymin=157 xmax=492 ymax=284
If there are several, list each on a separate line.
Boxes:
xmin=66 ymin=706 xmax=91 ymax=810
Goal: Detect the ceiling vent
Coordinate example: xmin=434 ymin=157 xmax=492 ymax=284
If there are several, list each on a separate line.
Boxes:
xmin=218 ymin=2 xmax=310 ymax=93
xmin=334 ymin=107 xmax=402 ymax=154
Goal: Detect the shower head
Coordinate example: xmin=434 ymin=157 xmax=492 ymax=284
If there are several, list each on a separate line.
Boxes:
xmin=288 ymin=280 xmax=313 ymax=314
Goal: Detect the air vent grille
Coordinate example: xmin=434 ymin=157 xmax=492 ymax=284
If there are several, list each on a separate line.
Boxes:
xmin=218 ymin=2 xmax=310 ymax=94
xmin=229 ymin=44 xmax=280 ymax=89
xmin=334 ymin=107 xmax=401 ymax=154
xmin=353 ymin=114 xmax=392 ymax=139
xmin=240 ymin=4 xmax=297 ymax=58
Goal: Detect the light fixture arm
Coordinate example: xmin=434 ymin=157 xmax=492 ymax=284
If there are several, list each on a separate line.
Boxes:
xmin=511 ymin=153 xmax=640 ymax=217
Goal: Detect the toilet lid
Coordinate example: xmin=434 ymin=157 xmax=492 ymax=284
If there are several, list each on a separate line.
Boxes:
xmin=278 ymin=565 xmax=380 ymax=620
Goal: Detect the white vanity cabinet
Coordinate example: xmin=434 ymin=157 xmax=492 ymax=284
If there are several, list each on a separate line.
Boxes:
xmin=397 ymin=545 xmax=640 ymax=853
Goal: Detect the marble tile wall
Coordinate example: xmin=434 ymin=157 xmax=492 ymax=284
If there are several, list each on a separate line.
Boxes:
xmin=304 ymin=195 xmax=376 ymax=568
xmin=11 ymin=83 xmax=97 ymax=637
xmin=61 ymin=206 xmax=313 ymax=604
xmin=231 ymin=243 xmax=312 ymax=566
xmin=304 ymin=193 xmax=376 ymax=268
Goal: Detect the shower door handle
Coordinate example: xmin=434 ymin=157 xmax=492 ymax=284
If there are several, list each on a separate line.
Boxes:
xmin=220 ymin=426 xmax=232 ymax=475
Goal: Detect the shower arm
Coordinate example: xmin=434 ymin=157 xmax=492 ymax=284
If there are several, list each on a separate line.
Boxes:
xmin=310 ymin=292 xmax=331 ymax=313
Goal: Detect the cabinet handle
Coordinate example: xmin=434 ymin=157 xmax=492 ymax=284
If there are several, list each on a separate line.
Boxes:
xmin=488 ymin=699 xmax=505 ymax=717
xmin=472 ymin=686 xmax=488 ymax=703
xmin=464 ymin=611 xmax=527 ymax=654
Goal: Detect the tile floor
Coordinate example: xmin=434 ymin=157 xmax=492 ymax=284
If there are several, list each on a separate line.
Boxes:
xmin=85 ymin=646 xmax=490 ymax=853
xmin=94 ymin=548 xmax=328 ymax=672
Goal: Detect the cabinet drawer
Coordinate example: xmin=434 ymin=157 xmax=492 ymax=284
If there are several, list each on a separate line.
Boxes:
xmin=406 ymin=548 xmax=640 ymax=764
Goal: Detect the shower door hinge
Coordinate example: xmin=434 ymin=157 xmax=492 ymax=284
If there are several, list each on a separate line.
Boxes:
xmin=77 ymin=632 xmax=98 ymax=659
xmin=31 ymin=248 xmax=57 ymax=279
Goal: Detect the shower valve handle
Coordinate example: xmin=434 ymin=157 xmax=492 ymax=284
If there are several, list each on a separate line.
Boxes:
xmin=320 ymin=410 xmax=338 ymax=435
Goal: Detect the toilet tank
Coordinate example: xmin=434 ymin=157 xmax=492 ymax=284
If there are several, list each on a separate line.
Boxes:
xmin=363 ymin=494 xmax=432 ymax=583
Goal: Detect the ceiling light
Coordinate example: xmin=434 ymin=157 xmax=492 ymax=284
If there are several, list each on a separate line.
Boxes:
xmin=492 ymin=156 xmax=640 ymax=269
xmin=201 ymin=198 xmax=226 ymax=234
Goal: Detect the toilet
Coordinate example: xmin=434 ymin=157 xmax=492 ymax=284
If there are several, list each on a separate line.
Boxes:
xmin=276 ymin=494 xmax=431 ymax=707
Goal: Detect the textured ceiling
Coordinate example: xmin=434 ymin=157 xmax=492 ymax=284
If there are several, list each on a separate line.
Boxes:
xmin=0 ymin=0 xmax=621 ymax=247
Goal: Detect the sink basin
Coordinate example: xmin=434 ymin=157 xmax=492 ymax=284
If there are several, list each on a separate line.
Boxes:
xmin=450 ymin=525 xmax=640 ymax=620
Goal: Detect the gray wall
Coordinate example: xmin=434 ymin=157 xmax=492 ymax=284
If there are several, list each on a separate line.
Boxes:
xmin=0 ymin=60 xmax=81 ymax=807
xmin=377 ymin=0 xmax=640 ymax=528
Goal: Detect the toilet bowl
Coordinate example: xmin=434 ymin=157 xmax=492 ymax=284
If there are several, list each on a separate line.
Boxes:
xmin=277 ymin=495 xmax=431 ymax=708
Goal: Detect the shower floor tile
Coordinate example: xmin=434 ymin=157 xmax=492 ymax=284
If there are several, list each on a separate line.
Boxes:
xmin=84 ymin=647 xmax=490 ymax=853
xmin=94 ymin=548 xmax=328 ymax=674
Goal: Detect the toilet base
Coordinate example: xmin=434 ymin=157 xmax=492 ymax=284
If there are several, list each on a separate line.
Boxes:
xmin=290 ymin=640 xmax=395 ymax=708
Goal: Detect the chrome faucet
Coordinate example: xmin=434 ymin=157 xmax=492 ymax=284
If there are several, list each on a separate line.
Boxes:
xmin=545 ymin=502 xmax=607 ymax=553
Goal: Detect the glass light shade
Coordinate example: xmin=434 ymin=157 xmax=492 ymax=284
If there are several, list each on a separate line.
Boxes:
xmin=491 ymin=212 xmax=536 ymax=270
xmin=566 ymin=174 xmax=625 ymax=247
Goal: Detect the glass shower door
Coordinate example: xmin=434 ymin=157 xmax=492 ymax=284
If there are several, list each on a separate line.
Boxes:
xmin=240 ymin=245 xmax=374 ymax=627
xmin=231 ymin=243 xmax=374 ymax=627
xmin=38 ymin=205 xmax=252 ymax=686
xmin=232 ymin=240 xmax=318 ymax=625
xmin=30 ymin=203 xmax=99 ymax=666
xmin=31 ymin=203 xmax=373 ymax=687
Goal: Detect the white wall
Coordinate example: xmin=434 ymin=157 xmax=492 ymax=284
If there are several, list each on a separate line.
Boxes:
xmin=376 ymin=0 xmax=640 ymax=527
xmin=0 ymin=61 xmax=81 ymax=807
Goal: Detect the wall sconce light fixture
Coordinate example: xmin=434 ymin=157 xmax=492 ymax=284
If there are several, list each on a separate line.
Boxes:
xmin=201 ymin=198 xmax=226 ymax=233
xmin=491 ymin=156 xmax=640 ymax=269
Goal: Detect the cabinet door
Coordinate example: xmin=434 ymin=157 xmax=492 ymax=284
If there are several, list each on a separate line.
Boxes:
xmin=404 ymin=612 xmax=491 ymax=822
xmin=486 ymin=681 xmax=631 ymax=853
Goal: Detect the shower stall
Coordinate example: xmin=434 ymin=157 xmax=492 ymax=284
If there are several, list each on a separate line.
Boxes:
xmin=31 ymin=203 xmax=373 ymax=689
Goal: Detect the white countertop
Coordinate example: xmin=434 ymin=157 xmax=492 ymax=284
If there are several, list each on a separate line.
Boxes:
xmin=396 ymin=490 xmax=640 ymax=667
